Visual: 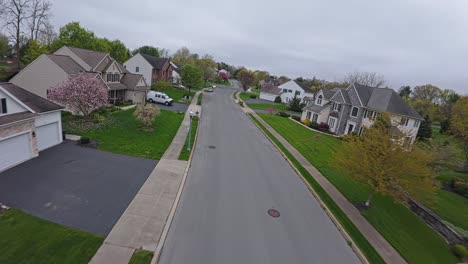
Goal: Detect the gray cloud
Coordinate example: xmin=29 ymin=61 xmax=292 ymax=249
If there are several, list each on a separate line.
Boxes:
xmin=49 ymin=0 xmax=468 ymax=93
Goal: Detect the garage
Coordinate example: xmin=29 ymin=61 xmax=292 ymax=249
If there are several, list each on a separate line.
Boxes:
xmin=0 ymin=132 xmax=33 ymax=172
xmin=36 ymin=122 xmax=60 ymax=151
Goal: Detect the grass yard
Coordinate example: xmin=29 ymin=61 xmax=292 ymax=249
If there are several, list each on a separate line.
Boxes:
xmin=257 ymin=114 xmax=458 ymax=264
xmin=65 ymin=109 xmax=184 ymax=160
xmin=197 ymin=93 xmax=203 ymax=105
xmin=248 ymin=103 xmax=287 ymax=112
xmin=129 ymin=250 xmax=154 ymax=264
xmin=0 ymin=209 xmax=103 ymax=264
xmin=239 ymin=92 xmax=257 ymax=100
xmin=179 ymin=118 xmax=199 ymax=161
xmin=159 ymin=88 xmax=194 ymax=103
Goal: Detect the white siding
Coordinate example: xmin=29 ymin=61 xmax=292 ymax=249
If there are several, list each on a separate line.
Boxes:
xmin=0 ymin=132 xmax=33 ymax=172
xmin=34 ymin=111 xmax=63 ymax=149
xmin=279 ymin=81 xmax=306 ymax=102
xmin=259 ymin=92 xmax=277 ymax=102
xmin=0 ymin=89 xmax=28 ymax=115
xmin=123 ymin=54 xmax=154 ymax=85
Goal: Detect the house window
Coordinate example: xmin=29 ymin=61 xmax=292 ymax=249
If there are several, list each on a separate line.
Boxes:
xmin=366 ymin=110 xmax=377 ymax=120
xmin=283 ymin=89 xmax=288 ymax=93
xmin=400 ymin=117 xmax=409 ymax=126
xmin=414 ymin=120 xmax=420 ymax=128
xmin=316 ymin=95 xmax=323 ymax=105
xmin=312 ymin=113 xmax=318 ymax=123
xmin=288 ymin=89 xmax=293 ymax=93
xmin=358 ymin=126 xmax=365 ymax=135
xmin=363 ymin=109 xmax=368 ymax=118
xmin=136 ymin=66 xmax=139 ymax=72
xmin=350 ymin=107 xmax=359 ymax=117
xmin=306 ymin=111 xmax=311 ymax=120
xmin=0 ymin=98 xmax=7 ymax=114
xmin=295 ymin=91 xmax=301 ymax=96
xmin=333 ymin=103 xmax=340 ymax=112
xmin=107 ymin=73 xmax=120 ymax=82
xmin=328 ymin=117 xmax=336 ymax=129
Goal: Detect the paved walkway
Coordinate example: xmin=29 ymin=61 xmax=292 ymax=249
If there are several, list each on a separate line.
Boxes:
xmin=90 ymin=92 xmax=202 ymax=264
xmin=237 ymin=92 xmax=406 ymax=264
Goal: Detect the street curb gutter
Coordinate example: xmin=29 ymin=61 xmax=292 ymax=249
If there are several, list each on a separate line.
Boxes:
xmin=231 ymin=91 xmax=370 ymax=264
xmin=150 ymin=93 xmax=202 ymax=264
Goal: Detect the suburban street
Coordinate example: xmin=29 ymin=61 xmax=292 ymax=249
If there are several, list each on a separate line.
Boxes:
xmin=159 ymin=86 xmax=360 ymax=264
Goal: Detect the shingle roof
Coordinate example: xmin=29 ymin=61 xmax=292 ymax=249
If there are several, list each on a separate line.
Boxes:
xmin=140 ymin=54 xmax=169 ymax=70
xmin=353 ymin=83 xmax=374 ymax=105
xmin=303 ymin=102 xmax=331 ymax=113
xmin=293 ymin=80 xmax=314 ymax=93
xmin=0 ymin=111 xmax=37 ymax=126
xmin=107 ymin=83 xmax=128 ymax=91
xmin=260 ymin=83 xmax=282 ymax=95
xmin=322 ymin=89 xmax=337 ymax=99
xmin=66 ymin=46 xmax=108 ymax=69
xmin=46 ymin=54 xmax=85 ymax=75
xmin=121 ymin=73 xmax=148 ymax=90
xmin=1 ymin=83 xmax=64 ymax=113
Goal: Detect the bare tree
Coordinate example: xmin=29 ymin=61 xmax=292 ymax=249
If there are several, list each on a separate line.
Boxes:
xmin=28 ymin=0 xmax=51 ymax=41
xmin=0 ymin=0 xmax=31 ymax=69
xmin=344 ymin=71 xmax=386 ymax=88
xmin=36 ymin=20 xmax=56 ymax=47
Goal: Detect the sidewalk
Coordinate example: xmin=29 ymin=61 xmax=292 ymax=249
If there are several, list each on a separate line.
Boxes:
xmin=236 ymin=92 xmax=406 ymax=264
xmin=90 ymin=91 xmax=202 ymax=264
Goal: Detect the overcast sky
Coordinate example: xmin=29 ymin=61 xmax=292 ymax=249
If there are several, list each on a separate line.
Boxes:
xmin=49 ymin=0 xmax=468 ymax=94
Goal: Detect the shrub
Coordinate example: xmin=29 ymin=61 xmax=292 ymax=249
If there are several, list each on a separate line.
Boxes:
xmin=452 ymin=244 xmax=468 ymax=260
xmin=440 ymin=119 xmax=450 ymax=134
xmin=80 ymin=137 xmax=90 ymax=144
xmin=238 ymin=101 xmax=244 ymax=107
xmin=151 ymin=80 xmax=172 ymax=91
xmin=318 ymin=122 xmax=330 ymax=131
xmin=302 ymin=119 xmax=312 ymax=127
xmin=287 ymin=96 xmax=306 ymax=112
xmin=249 ymin=94 xmax=257 ymax=99
xmin=277 ymin=112 xmax=290 ymax=118
xmin=453 ymin=180 xmax=468 ymax=198
xmin=274 ymin=96 xmax=282 ymax=103
xmin=309 ymin=122 xmax=319 ymax=129
xmin=134 ymin=103 xmax=160 ymax=130
xmin=291 ymin=115 xmax=301 ymax=121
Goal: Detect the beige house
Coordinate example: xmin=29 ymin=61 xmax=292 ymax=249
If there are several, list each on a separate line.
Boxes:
xmin=10 ymin=46 xmax=149 ymax=105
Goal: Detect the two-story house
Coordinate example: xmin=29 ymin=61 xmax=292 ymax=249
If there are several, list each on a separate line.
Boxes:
xmin=0 ymin=83 xmax=64 ymax=172
xmin=278 ymin=80 xmax=315 ymax=103
xmin=123 ymin=53 xmax=173 ymax=85
xmin=10 ymin=46 xmax=149 ymax=106
xmin=301 ymin=83 xmax=423 ymax=145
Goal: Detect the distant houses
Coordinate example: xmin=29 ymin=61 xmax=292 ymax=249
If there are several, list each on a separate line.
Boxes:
xmin=123 ymin=53 xmax=173 ymax=85
xmin=259 ymin=80 xmax=314 ymax=103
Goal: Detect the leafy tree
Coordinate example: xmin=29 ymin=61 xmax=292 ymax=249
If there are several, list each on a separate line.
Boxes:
xmin=411 ymin=84 xmax=441 ymax=103
xmin=151 ymin=80 xmax=172 ymax=91
xmin=287 ymin=95 xmax=305 ymax=112
xmin=50 ymin=22 xmax=97 ymax=51
xmin=278 ymin=76 xmax=290 ymax=85
xmin=48 ymin=74 xmax=108 ymax=117
xmin=344 ymin=71 xmax=385 ymax=88
xmin=417 ymin=115 xmax=432 ymax=140
xmin=436 ymin=89 xmax=460 ymax=121
xmin=399 ymin=86 xmax=412 ymax=99
xmin=181 ymin=64 xmax=203 ymax=93
xmin=172 ymin=47 xmax=197 ymax=65
xmin=93 ymin=37 xmax=111 ymax=53
xmin=450 ymin=96 xmax=468 ymax=162
xmin=254 ymin=70 xmax=269 ymax=87
xmin=196 ymin=54 xmax=217 ymax=81
xmin=21 ymin=40 xmax=48 ymax=64
xmin=134 ymin=103 xmax=160 ymax=131
xmin=335 ymin=114 xmax=436 ymax=207
xmin=237 ymin=68 xmax=255 ymax=91
xmin=274 ymin=96 xmax=282 ymax=103
xmin=109 ymin=39 xmax=129 ymax=63
xmin=410 ymin=99 xmax=437 ymax=120
xmin=0 ymin=34 xmax=10 ymax=57
xmin=133 ymin=45 xmax=160 ymax=57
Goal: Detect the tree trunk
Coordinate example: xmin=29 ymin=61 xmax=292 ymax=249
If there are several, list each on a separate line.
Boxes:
xmin=365 ymin=193 xmax=373 ymax=207
xmin=16 ymin=17 xmax=21 ymax=70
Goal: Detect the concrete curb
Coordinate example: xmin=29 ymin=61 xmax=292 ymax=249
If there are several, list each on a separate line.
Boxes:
xmin=150 ymin=92 xmax=202 ymax=264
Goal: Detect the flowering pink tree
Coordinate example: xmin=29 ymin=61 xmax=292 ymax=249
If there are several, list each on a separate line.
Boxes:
xmin=219 ymin=70 xmax=229 ymax=80
xmin=48 ymin=74 xmax=108 ymax=117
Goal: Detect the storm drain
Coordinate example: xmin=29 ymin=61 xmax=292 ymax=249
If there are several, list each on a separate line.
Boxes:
xmin=267 ymin=209 xmax=280 ymax=218
xmin=208 ymin=146 xmax=216 ymax=149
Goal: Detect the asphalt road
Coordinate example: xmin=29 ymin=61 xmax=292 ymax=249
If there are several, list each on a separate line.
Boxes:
xmin=159 ymin=86 xmax=360 ymax=264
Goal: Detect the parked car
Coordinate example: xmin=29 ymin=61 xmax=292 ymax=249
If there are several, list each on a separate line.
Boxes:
xmin=205 ymin=87 xmax=214 ymax=92
xmin=147 ymin=91 xmax=173 ymax=105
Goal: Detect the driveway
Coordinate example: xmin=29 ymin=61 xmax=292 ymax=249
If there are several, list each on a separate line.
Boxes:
xmin=159 ymin=88 xmax=359 ymax=263
xmin=0 ymin=141 xmax=156 ymax=236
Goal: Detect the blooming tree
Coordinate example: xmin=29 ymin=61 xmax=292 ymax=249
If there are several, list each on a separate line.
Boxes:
xmin=134 ymin=103 xmax=160 ymax=130
xmin=48 ymin=74 xmax=108 ymax=117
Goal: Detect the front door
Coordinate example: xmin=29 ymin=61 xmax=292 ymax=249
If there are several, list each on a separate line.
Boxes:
xmin=346 ymin=124 xmax=355 ymax=134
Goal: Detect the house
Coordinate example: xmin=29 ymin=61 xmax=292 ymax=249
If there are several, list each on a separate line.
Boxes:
xmin=0 ymin=83 xmax=64 ymax=172
xmin=10 ymin=46 xmax=149 ymax=106
xmin=170 ymin=62 xmax=182 ymax=84
xmin=301 ymin=83 xmax=423 ymax=145
xmin=123 ymin=53 xmax=173 ymax=85
xmin=278 ymin=80 xmax=315 ymax=103
xmin=259 ymin=83 xmax=282 ymax=101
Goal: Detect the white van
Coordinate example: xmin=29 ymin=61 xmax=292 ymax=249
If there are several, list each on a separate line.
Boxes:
xmin=147 ymin=91 xmax=174 ymax=106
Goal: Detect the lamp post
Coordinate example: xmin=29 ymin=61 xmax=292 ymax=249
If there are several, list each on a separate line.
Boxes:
xmin=187 ymin=111 xmax=194 ymax=151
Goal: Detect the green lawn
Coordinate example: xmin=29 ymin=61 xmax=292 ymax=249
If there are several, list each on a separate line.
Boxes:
xmin=129 ymin=250 xmax=153 ymax=264
xmin=197 ymin=93 xmax=203 ymax=105
xmin=257 ymin=114 xmax=458 ymax=264
xmin=65 ymin=109 xmax=184 ymax=160
xmin=159 ymin=88 xmax=194 ymax=103
xmin=239 ymin=92 xmax=258 ymax=100
xmin=248 ymin=103 xmax=287 ymax=112
xmin=179 ymin=119 xmax=199 ymax=161
xmin=211 ymin=79 xmax=231 ymax=86
xmin=0 ymin=209 xmax=103 ymax=264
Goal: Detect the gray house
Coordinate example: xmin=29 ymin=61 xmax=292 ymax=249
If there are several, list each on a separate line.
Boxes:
xmin=301 ymin=83 xmax=423 ymax=145
xmin=10 ymin=46 xmax=149 ymax=106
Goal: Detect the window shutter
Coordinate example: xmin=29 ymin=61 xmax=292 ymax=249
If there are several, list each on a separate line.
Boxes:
xmin=1 ymin=98 xmax=7 ymax=113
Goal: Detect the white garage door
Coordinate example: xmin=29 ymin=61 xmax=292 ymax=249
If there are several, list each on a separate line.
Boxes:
xmin=36 ymin=122 xmax=60 ymax=151
xmin=0 ymin=132 xmax=33 ymax=172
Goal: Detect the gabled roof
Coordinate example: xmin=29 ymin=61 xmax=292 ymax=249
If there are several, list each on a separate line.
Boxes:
xmin=321 ymin=89 xmax=337 ymax=99
xmin=66 ymin=46 xmax=108 ymax=70
xmin=140 ymin=54 xmax=170 ymax=70
xmin=260 ymin=83 xmax=282 ymax=95
xmin=303 ymin=101 xmax=331 ymax=113
xmin=293 ymin=80 xmax=314 ymax=93
xmin=121 ymin=73 xmax=148 ymax=90
xmin=352 ymin=83 xmax=374 ymax=105
xmin=330 ymin=88 xmax=351 ymax=104
xmin=0 ymin=112 xmax=37 ymax=126
xmin=0 ymin=83 xmax=63 ymax=113
xmin=107 ymin=83 xmax=128 ymax=91
xmin=46 ymin=54 xmax=85 ymax=75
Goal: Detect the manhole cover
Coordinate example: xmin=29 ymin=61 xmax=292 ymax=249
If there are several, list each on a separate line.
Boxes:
xmin=208 ymin=146 xmax=216 ymax=149
xmin=267 ymin=209 xmax=280 ymax=218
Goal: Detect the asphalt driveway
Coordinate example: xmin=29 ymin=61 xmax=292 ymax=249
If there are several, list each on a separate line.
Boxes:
xmin=0 ymin=141 xmax=157 ymax=236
